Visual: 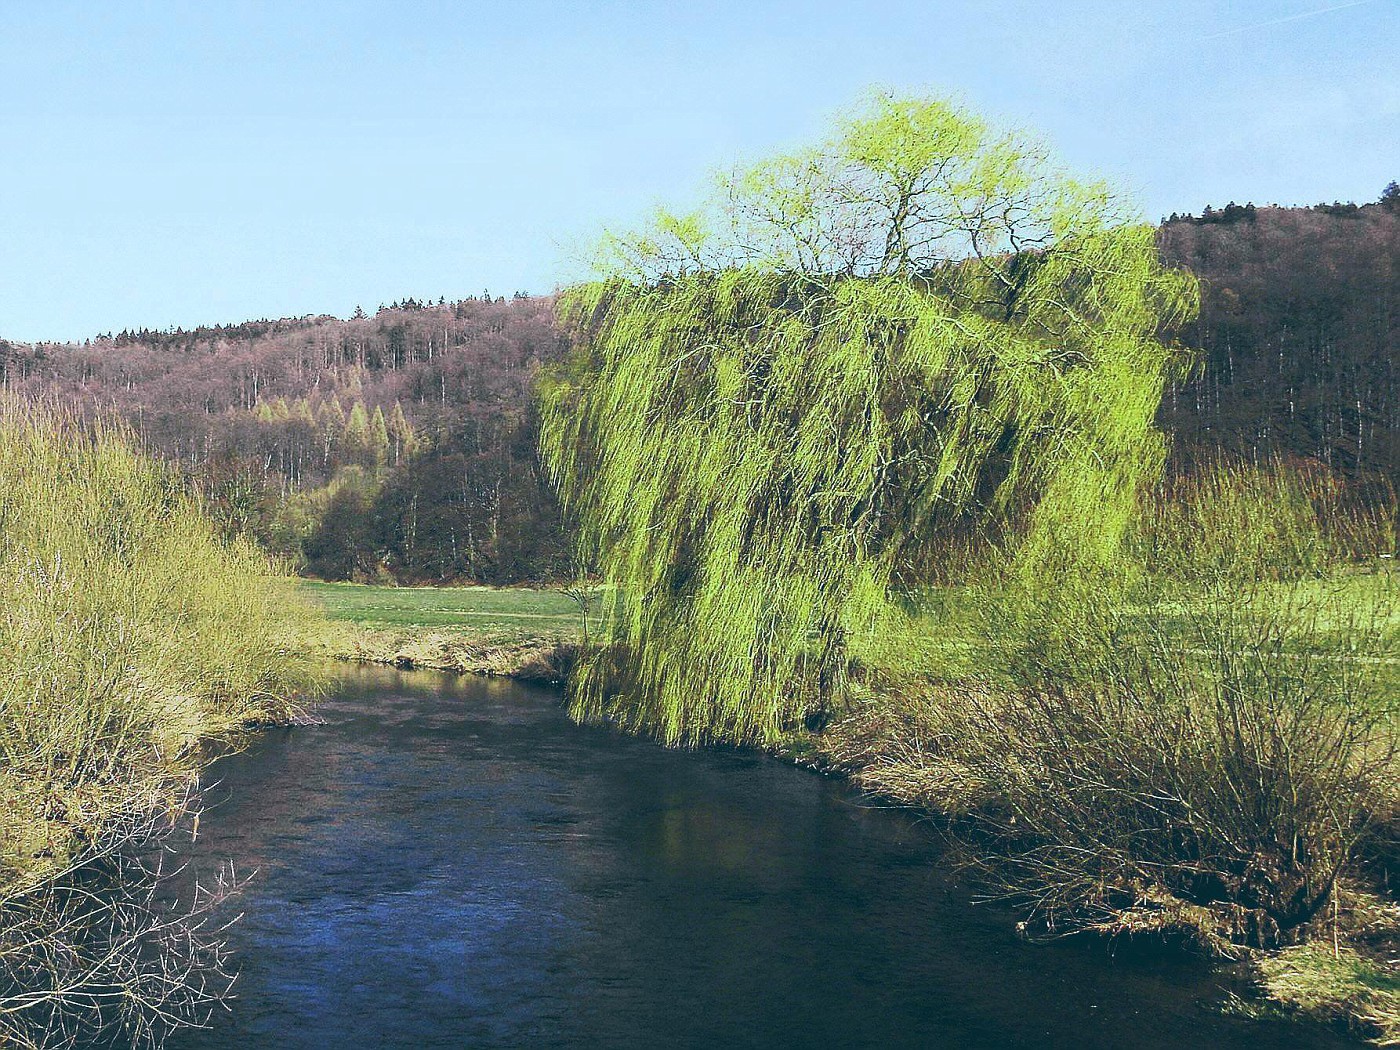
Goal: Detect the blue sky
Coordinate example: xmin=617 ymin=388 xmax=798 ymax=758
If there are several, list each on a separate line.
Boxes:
xmin=1 ymin=0 xmax=1395 ymax=342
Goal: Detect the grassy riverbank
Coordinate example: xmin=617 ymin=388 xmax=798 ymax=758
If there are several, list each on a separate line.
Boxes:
xmin=300 ymin=580 xmax=595 ymax=681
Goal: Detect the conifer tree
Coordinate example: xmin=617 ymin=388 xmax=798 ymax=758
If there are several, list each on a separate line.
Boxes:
xmin=387 ymin=401 xmax=414 ymax=464
xmin=317 ymin=397 xmax=347 ymax=465
xmin=291 ymin=398 xmax=316 ymax=427
xmin=344 ymin=401 xmax=370 ymax=460
xmin=369 ymin=405 xmax=390 ymax=467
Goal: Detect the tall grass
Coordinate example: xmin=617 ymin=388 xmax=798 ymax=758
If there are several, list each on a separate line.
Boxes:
xmin=0 ymin=402 xmax=322 ymax=1045
xmin=1141 ymin=457 xmax=1397 ymax=581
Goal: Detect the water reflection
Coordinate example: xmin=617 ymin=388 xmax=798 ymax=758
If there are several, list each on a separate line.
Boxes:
xmin=163 ymin=666 xmax=1351 ymax=1049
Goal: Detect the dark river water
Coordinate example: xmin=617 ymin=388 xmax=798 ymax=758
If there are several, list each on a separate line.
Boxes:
xmin=164 ymin=666 xmax=1351 ymax=1049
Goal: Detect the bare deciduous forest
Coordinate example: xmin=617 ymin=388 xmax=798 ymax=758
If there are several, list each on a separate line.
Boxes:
xmin=0 ymin=190 xmax=1395 ymax=586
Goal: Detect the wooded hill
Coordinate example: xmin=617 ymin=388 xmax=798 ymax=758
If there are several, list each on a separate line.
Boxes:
xmin=1159 ymin=185 xmax=1399 ymax=480
xmin=0 ymin=294 xmax=571 ymax=582
xmin=1 ymin=187 xmax=1395 ymax=583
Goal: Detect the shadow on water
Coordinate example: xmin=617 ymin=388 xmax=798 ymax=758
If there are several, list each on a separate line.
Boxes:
xmin=152 ymin=666 xmax=1354 ymax=1050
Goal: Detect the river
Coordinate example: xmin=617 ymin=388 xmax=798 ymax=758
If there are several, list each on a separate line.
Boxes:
xmin=164 ymin=666 xmax=1351 ymax=1049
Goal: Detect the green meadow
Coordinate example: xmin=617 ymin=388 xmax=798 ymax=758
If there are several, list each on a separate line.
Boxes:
xmin=299 ymin=580 xmax=596 ymax=638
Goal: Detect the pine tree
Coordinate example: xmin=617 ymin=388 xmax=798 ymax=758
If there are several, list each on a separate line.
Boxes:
xmin=317 ymin=397 xmax=347 ymax=465
xmin=387 ymin=401 xmax=414 ymax=464
xmin=291 ymin=398 xmax=316 ymax=427
xmin=343 ymin=401 xmax=370 ymax=460
xmin=369 ymin=405 xmax=390 ymax=467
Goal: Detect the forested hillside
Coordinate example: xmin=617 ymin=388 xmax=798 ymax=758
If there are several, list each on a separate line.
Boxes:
xmin=0 ymin=187 xmax=1394 ymax=584
xmin=1159 ymin=185 xmax=1399 ymax=479
xmin=0 ymin=294 xmax=571 ymax=582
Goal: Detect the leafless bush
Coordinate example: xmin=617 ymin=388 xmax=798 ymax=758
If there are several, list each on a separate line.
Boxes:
xmin=940 ymin=599 xmax=1398 ymax=950
xmin=0 ymin=789 xmax=246 ymax=1049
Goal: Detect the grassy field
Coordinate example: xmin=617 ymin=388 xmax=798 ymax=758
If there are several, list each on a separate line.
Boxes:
xmin=297 ymin=581 xmax=600 ymax=680
xmin=301 ymin=572 xmax=1398 ymax=685
xmin=299 ymin=580 xmax=599 ymax=639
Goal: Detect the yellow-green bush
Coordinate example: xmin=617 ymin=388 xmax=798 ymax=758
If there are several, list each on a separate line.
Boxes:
xmin=0 ymin=403 xmax=322 ymax=886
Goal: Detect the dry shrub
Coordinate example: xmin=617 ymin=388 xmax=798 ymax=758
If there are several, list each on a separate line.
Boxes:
xmin=946 ymin=655 xmax=1392 ymax=947
xmin=831 ymin=621 xmax=1397 ymax=949
xmin=0 ymin=797 xmax=244 ymax=1050
xmin=822 ymin=686 xmax=993 ymax=817
xmin=827 ymin=457 xmax=1400 ymax=952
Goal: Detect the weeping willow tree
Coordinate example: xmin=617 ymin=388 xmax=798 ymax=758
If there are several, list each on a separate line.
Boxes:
xmin=540 ymin=92 xmax=1198 ymax=745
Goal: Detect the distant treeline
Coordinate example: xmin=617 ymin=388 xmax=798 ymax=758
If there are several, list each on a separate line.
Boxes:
xmin=0 ymin=187 xmax=1395 ymax=583
xmin=1158 ymin=182 xmax=1399 ymax=480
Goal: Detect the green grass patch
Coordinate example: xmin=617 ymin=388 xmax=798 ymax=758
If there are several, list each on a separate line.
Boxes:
xmin=875 ymin=568 xmax=1400 ymax=699
xmin=296 ymin=581 xmax=590 ymax=682
xmin=299 ymin=580 xmax=599 ymax=640
xmin=1254 ymin=944 xmax=1400 ymax=1043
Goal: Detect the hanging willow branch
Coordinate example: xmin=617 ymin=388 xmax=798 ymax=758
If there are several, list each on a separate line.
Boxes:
xmin=540 ymin=92 xmax=1198 ymax=745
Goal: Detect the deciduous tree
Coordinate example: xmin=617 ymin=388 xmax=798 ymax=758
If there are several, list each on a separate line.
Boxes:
xmin=541 ymin=92 xmax=1197 ymax=744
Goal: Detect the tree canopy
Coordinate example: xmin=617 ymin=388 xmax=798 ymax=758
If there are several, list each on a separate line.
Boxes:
xmin=540 ymin=92 xmax=1198 ymax=745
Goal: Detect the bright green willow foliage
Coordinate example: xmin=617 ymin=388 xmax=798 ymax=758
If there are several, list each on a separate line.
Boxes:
xmin=540 ymin=93 xmax=1198 ymax=745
